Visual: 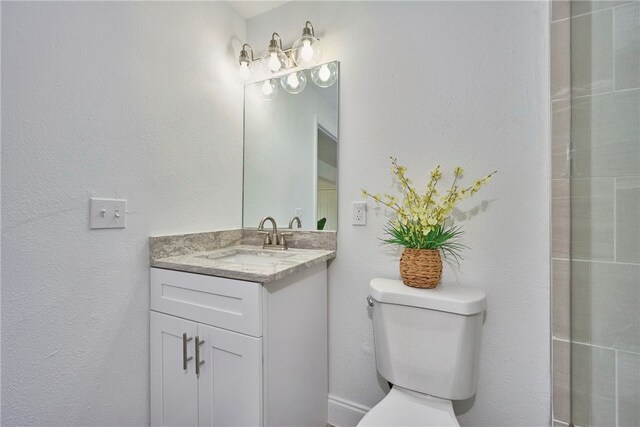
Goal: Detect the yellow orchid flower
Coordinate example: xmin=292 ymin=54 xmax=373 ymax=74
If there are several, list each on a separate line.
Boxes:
xmin=362 ymin=157 xmax=496 ymax=257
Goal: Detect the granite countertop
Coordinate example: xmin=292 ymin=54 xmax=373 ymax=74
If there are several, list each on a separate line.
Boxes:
xmin=149 ymin=228 xmax=336 ymax=283
xmin=151 ymin=243 xmax=335 ymax=283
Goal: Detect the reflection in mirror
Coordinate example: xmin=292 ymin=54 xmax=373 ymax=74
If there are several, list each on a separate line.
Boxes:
xmin=243 ymin=61 xmax=339 ymax=231
xmin=317 ymin=126 xmax=337 ymax=230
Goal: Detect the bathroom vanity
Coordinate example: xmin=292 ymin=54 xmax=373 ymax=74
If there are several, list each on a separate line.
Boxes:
xmin=149 ymin=58 xmax=340 ymax=426
xmin=149 ymin=230 xmax=335 ymax=427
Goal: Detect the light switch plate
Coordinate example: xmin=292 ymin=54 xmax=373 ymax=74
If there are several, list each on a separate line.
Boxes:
xmin=90 ymin=198 xmax=126 ymax=229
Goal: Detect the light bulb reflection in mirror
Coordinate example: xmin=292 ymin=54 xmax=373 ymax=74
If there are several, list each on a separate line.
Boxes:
xmin=254 ymin=79 xmax=277 ymax=100
xmin=318 ymin=64 xmax=330 ymax=82
xmin=287 ymin=73 xmax=300 ymax=89
xmin=262 ymin=80 xmax=274 ymax=95
xmin=280 ymin=71 xmax=307 ymax=94
xmin=310 ymin=62 xmax=338 ymax=88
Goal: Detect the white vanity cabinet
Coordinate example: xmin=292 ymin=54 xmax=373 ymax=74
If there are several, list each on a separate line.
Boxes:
xmin=150 ymin=312 xmax=262 ymax=427
xmin=150 ymin=262 xmax=328 ymax=427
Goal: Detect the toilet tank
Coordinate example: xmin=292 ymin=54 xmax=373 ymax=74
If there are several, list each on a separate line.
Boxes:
xmin=369 ymin=278 xmax=486 ymax=401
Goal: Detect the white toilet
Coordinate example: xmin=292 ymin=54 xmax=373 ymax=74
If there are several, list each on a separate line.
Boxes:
xmin=358 ymin=278 xmax=486 ymax=427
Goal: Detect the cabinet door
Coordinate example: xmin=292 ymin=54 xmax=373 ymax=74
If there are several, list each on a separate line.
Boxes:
xmin=197 ymin=323 xmax=262 ymax=427
xmin=150 ymin=312 xmax=199 ymax=427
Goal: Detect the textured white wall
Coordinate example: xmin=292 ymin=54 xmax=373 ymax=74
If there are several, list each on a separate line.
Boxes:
xmin=1 ymin=2 xmax=244 ymax=425
xmin=247 ymin=2 xmax=550 ymax=426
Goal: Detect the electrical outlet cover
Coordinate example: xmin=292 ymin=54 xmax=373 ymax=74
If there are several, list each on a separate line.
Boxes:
xmin=352 ymin=201 xmax=366 ymax=226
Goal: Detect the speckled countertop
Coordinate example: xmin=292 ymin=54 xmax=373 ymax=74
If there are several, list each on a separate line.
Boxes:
xmin=149 ymin=229 xmax=336 ymax=283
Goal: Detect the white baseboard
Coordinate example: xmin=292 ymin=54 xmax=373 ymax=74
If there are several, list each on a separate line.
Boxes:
xmin=328 ymin=394 xmax=370 ymax=427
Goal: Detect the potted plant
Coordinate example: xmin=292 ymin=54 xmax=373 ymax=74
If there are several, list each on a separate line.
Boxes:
xmin=362 ymin=157 xmax=495 ymax=288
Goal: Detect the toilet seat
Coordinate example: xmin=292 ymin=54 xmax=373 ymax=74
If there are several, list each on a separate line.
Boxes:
xmin=357 ymin=386 xmax=459 ymax=427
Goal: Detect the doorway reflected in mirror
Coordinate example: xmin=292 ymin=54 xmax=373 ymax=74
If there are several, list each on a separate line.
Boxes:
xmin=317 ymin=125 xmax=337 ymax=230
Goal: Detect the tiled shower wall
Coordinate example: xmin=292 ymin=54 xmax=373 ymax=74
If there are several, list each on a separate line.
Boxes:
xmin=551 ymin=1 xmax=640 ymax=426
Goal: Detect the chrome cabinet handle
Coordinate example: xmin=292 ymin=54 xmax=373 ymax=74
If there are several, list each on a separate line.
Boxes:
xmin=195 ymin=336 xmax=205 ymax=376
xmin=182 ymin=333 xmax=193 ymax=370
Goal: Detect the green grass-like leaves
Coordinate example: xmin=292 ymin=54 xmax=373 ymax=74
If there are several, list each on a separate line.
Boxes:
xmin=382 ymin=221 xmax=467 ymax=263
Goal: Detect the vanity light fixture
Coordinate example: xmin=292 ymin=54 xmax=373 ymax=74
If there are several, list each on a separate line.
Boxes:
xmin=238 ymin=21 xmax=324 ymax=82
xmin=310 ymin=62 xmax=337 ymax=88
xmin=238 ymin=43 xmax=254 ymax=82
xmin=260 ymin=33 xmax=288 ymax=74
xmin=280 ymin=70 xmax=307 ymax=94
xmin=291 ymin=21 xmax=322 ymax=67
xmin=239 ymin=22 xmax=334 ymax=93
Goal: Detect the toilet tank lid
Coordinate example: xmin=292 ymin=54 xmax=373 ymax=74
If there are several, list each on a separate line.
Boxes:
xmin=369 ymin=278 xmax=486 ymax=315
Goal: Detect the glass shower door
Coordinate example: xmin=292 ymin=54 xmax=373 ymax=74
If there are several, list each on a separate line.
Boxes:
xmin=569 ymin=1 xmax=640 ymax=426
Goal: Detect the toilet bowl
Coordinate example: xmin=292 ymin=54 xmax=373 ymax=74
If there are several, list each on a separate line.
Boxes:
xmin=358 ymin=278 xmax=486 ymax=427
xmin=358 ymin=386 xmax=459 ymax=427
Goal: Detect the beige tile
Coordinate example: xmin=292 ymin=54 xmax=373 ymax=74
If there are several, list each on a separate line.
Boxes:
xmin=552 ymin=99 xmax=570 ymax=179
xmin=573 ymin=260 xmax=640 ymax=354
xmin=571 ymin=260 xmax=592 ymax=345
xmin=571 ymin=178 xmax=615 ymax=261
xmin=590 ymin=262 xmax=640 ymax=352
xmin=571 ymin=1 xmax=634 ymax=18
xmin=552 ymin=179 xmax=571 ymax=259
xmin=553 ymin=259 xmax=570 ymax=340
xmin=551 ymin=19 xmax=571 ymax=100
xmin=571 ymin=90 xmax=640 ymax=178
xmin=616 ymin=177 xmax=640 ymax=263
xmin=571 ymin=343 xmax=616 ymax=427
xmin=571 ymin=9 xmax=613 ymax=96
xmin=618 ymin=351 xmax=640 ymax=426
xmin=552 ymin=0 xmax=571 ymax=22
xmin=553 ymin=339 xmax=571 ymax=423
xmin=553 ymin=177 xmax=570 ymax=199
xmin=614 ymin=3 xmax=640 ymax=91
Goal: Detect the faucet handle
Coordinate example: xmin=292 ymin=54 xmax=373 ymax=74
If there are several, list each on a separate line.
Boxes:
xmin=258 ymin=231 xmax=271 ymax=247
xmin=279 ymin=232 xmax=293 ymax=250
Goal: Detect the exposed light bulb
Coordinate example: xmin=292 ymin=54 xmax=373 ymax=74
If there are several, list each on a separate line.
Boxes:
xmin=239 ymin=62 xmax=250 ymax=80
xmin=301 ymin=40 xmax=314 ymax=62
xmin=268 ymin=52 xmax=281 ymax=72
xmin=261 ymin=80 xmax=274 ymax=96
xmin=286 ymin=73 xmax=300 ymax=89
xmin=292 ymin=22 xmax=321 ymax=67
xmin=318 ymin=64 xmax=331 ymax=82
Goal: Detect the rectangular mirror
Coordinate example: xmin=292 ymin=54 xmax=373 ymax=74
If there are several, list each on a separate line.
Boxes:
xmin=243 ymin=61 xmax=339 ymax=231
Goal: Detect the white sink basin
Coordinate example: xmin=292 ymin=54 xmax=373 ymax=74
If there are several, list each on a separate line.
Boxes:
xmin=198 ymin=249 xmax=294 ymax=266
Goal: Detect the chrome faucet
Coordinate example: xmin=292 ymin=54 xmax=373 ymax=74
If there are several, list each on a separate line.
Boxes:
xmin=257 ymin=216 xmax=291 ymax=250
xmin=288 ymin=216 xmax=302 ymax=229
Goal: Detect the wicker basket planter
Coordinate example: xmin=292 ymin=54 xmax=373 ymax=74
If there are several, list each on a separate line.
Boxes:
xmin=399 ymin=248 xmax=443 ymax=288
